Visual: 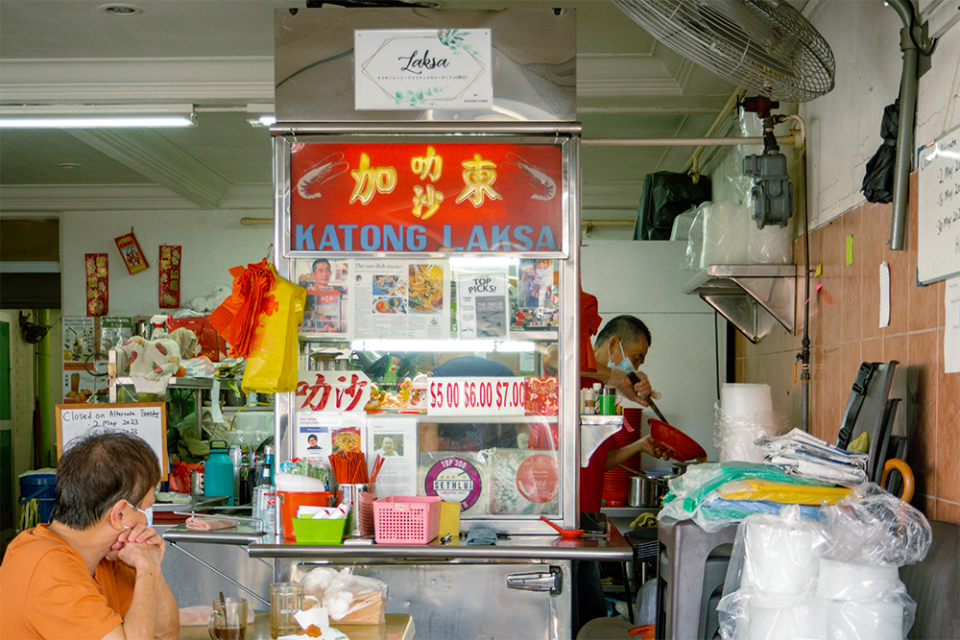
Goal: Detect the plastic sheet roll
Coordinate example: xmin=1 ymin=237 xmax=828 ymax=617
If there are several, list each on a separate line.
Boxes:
xmin=817 ymin=559 xmax=901 ymax=601
xmin=742 ymin=516 xmax=824 ymax=595
xmin=827 ymin=600 xmax=903 ymax=640
xmin=745 ymin=599 xmax=827 ymax=640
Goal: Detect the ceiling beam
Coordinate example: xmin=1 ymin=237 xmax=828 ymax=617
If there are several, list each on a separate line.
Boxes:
xmin=65 ymin=128 xmax=230 ymax=209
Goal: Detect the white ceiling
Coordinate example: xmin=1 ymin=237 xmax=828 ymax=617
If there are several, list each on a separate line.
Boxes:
xmin=0 ymin=0 xmax=747 ymax=217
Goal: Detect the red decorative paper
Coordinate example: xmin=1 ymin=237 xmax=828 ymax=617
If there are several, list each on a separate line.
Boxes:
xmin=524 ymin=376 xmax=558 ymax=416
xmin=114 ymin=232 xmax=148 ymax=275
xmin=84 ymin=253 xmax=109 ymax=317
xmin=158 ymin=245 xmax=181 ymax=309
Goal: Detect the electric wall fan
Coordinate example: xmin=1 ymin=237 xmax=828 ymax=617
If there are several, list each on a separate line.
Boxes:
xmin=612 ymin=0 xmax=835 ymax=102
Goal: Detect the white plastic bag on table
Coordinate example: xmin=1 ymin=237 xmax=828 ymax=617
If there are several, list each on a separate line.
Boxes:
xmin=300 ymin=567 xmax=387 ymax=625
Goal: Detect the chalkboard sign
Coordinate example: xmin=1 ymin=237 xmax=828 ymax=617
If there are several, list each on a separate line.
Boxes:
xmin=56 ymin=403 xmax=168 ymax=480
xmin=918 ymin=124 xmax=960 ymax=284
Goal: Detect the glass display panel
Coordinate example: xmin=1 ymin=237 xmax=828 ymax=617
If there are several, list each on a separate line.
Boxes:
xmin=293 ymin=256 xmax=562 ymax=518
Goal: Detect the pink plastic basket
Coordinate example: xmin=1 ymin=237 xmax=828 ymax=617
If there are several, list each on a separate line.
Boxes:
xmin=372 ymin=496 xmax=442 ymax=545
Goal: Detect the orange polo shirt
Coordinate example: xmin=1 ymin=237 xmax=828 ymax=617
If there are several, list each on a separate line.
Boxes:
xmin=0 ymin=524 xmax=135 ymax=640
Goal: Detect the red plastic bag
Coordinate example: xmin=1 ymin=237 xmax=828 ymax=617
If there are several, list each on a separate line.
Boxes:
xmin=209 ymin=259 xmax=276 ymax=358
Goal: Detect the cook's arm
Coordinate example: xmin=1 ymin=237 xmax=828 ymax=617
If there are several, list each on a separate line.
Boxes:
xmin=604 ymin=436 xmax=666 ymax=471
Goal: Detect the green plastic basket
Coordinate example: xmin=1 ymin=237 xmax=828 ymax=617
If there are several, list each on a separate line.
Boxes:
xmin=291 ymin=517 xmax=345 ymax=544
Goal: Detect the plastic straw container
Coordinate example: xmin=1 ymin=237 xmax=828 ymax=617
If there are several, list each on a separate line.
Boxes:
xmin=373 ymin=496 xmax=442 ymax=545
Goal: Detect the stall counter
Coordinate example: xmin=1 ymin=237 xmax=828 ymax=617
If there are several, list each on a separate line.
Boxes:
xmin=179 ymin=612 xmax=414 ymax=640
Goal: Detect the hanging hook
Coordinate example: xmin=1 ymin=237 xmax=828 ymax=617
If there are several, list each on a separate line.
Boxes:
xmin=688 ymin=154 xmax=701 ymax=184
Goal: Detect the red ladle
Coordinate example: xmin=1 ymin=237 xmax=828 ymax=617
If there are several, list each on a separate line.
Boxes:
xmin=540 ymin=515 xmax=583 ymax=539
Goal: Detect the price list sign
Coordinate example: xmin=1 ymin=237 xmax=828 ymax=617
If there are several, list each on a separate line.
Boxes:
xmin=427 ymin=376 xmax=526 ymax=417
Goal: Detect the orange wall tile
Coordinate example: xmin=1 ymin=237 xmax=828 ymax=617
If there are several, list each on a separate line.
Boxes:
xmin=735 ymin=171 xmax=959 ymax=525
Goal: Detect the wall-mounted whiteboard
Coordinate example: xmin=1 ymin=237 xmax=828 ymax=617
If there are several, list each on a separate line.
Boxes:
xmin=56 ymin=403 xmax=168 ymax=480
xmin=918 ymin=124 xmax=960 ymax=284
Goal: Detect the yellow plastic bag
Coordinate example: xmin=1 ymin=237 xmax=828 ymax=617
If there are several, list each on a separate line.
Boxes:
xmin=242 ymin=265 xmax=306 ymax=393
xmin=718 ymin=479 xmax=852 ymax=505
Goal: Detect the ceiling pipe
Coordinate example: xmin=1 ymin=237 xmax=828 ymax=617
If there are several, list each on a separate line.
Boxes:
xmin=886 ymin=0 xmax=923 ymax=251
xmin=682 ymin=87 xmax=748 ymax=175
xmin=583 ymin=134 xmax=800 ymax=149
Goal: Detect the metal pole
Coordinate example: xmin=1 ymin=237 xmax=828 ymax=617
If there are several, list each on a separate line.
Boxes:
xmin=890 ymin=34 xmax=919 ymax=251
xmin=887 ymin=0 xmax=921 ymax=251
xmin=36 ymin=309 xmax=53 ymax=467
xmin=582 ymin=135 xmax=795 ymax=148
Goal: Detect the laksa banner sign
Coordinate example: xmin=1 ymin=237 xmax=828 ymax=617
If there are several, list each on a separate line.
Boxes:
xmin=355 ymin=29 xmax=493 ymax=111
xmin=288 ymin=142 xmax=565 ymax=255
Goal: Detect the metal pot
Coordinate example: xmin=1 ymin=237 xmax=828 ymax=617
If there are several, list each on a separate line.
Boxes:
xmin=628 ymin=470 xmax=676 ymax=508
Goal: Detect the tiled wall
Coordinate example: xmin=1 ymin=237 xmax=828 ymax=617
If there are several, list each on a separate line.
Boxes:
xmin=734 ymin=173 xmax=959 ymax=524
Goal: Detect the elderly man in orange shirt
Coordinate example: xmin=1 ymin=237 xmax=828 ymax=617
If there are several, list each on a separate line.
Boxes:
xmin=1 ymin=432 xmax=179 ymax=640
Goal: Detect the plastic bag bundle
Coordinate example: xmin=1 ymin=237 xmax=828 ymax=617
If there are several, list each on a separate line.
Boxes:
xmin=819 ymin=483 xmax=932 ymax=567
xmin=659 ymin=462 xmax=833 ymax=532
xmin=718 ymin=507 xmax=828 ymax=640
xmin=211 ymin=260 xmax=306 ymax=393
xmin=718 ymin=486 xmax=929 ymax=640
xmin=300 ymin=567 xmax=388 ymax=625
xmin=714 ymin=384 xmax=787 ymax=464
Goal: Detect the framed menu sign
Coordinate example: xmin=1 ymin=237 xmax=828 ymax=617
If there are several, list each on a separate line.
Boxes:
xmin=287 ymin=141 xmax=565 ymax=256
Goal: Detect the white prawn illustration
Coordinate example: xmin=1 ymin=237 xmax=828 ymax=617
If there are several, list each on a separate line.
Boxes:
xmin=296 ymin=152 xmax=349 ymax=199
xmin=501 ymin=152 xmax=557 ymax=201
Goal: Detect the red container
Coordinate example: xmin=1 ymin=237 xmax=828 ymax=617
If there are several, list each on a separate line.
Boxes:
xmin=602 ymin=409 xmax=643 ymax=507
xmin=278 ymin=490 xmax=332 ymax=540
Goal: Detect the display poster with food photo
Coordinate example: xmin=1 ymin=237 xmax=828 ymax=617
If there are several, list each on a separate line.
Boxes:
xmin=351 ymin=259 xmax=450 ymax=339
xmin=295 ymin=411 xmax=366 ymax=462
xmin=512 ymin=259 xmax=559 ymax=330
xmin=100 ymin=316 xmax=133 ymax=354
xmin=367 ymin=416 xmax=417 ymax=499
xmin=63 ymin=317 xmax=95 ymax=365
xmin=456 ymin=270 xmax=509 ymax=339
xmin=296 ymin=258 xmax=352 ymax=337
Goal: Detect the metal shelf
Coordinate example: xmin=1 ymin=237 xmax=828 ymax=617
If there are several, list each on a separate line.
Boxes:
xmin=683 ymin=264 xmax=797 ymax=343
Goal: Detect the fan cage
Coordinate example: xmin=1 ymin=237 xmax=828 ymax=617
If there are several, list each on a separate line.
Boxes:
xmin=613 ymin=0 xmax=835 ymax=102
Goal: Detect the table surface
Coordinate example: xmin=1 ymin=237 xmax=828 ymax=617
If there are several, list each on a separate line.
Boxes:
xmin=180 ymin=613 xmax=414 ymax=640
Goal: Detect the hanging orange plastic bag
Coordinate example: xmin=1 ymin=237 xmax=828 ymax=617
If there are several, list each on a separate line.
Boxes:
xmin=241 ymin=265 xmax=306 ymax=394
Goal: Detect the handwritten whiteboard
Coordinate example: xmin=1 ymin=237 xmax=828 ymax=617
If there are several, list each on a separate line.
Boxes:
xmin=56 ymin=403 xmax=168 ymax=480
xmin=918 ymin=124 xmax=960 ymax=284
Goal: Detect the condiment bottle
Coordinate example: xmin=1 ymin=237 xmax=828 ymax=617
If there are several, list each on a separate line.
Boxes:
xmin=253 ymin=445 xmax=276 ymax=537
xmin=598 ymin=386 xmax=617 ymax=415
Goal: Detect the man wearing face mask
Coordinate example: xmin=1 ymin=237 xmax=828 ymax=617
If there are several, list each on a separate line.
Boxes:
xmin=572 ymin=315 xmax=667 ymax=635
xmin=1 ymin=432 xmax=179 ymax=640
xmin=579 ymin=314 xmax=666 ymax=513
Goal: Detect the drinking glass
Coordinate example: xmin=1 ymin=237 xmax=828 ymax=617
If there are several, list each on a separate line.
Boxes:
xmin=270 ymin=582 xmax=320 ymax=638
xmin=207 ymin=597 xmax=247 ymax=640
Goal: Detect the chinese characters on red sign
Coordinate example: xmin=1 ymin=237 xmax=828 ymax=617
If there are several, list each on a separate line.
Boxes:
xmin=289 ymin=142 xmax=564 ymax=254
xmin=296 ymin=372 xmax=372 ymax=412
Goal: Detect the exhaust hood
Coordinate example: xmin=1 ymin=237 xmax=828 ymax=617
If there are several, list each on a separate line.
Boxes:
xmin=683 ymin=264 xmax=797 ymax=343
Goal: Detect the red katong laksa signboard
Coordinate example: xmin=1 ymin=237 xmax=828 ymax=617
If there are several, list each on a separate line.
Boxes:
xmin=288 ymin=142 xmax=565 ymax=255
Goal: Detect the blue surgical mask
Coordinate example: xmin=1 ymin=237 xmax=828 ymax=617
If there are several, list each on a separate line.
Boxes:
xmin=122 ymin=502 xmax=153 ymax=529
xmin=611 ymin=342 xmax=636 ymax=374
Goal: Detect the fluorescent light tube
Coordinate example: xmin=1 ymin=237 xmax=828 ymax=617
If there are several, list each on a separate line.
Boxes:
xmin=0 ymin=104 xmax=196 ymax=128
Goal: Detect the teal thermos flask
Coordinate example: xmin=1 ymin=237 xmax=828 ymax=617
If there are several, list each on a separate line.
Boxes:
xmin=204 ymin=440 xmax=235 ymax=506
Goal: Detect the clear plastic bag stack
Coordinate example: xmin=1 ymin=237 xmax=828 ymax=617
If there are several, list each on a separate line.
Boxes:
xmin=715 ymin=384 xmax=788 ymax=464
xmin=717 ymin=507 xmax=828 ymax=640
xmin=717 ymin=486 xmax=932 ymax=640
